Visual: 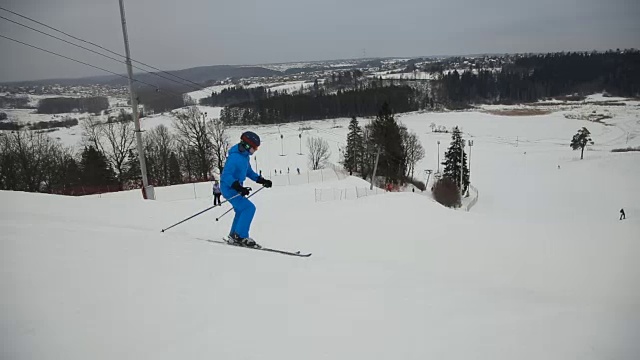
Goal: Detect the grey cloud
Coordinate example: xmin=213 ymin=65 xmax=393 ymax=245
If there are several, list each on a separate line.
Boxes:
xmin=1 ymin=0 xmax=639 ymax=82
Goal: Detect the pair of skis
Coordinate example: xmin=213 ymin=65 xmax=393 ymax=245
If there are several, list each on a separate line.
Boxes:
xmin=199 ymin=237 xmax=312 ymax=257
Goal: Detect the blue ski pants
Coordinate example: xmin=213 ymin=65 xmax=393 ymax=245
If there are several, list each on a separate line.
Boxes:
xmin=225 ymin=194 xmax=256 ymax=238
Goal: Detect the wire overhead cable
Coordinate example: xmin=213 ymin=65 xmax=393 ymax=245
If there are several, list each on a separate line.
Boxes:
xmin=0 ymin=15 xmax=205 ymax=94
xmin=0 ymin=6 xmax=215 ymax=98
xmin=0 ymin=34 xmax=184 ymax=98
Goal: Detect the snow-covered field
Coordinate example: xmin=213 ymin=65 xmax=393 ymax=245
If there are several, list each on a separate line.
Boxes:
xmin=372 ymin=70 xmax=434 ymax=80
xmin=256 ymin=60 xmax=360 ymax=72
xmin=2 ymin=95 xmax=640 ymax=359
xmin=0 ymin=94 xmax=129 ymax=143
xmin=184 ymin=80 xmax=320 ymax=103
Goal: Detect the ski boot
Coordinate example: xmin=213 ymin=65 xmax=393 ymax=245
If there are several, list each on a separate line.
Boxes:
xmin=227 ymin=233 xmax=260 ymax=248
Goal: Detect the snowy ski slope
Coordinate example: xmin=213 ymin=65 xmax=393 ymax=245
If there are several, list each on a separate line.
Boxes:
xmin=2 ymin=95 xmax=640 ymax=360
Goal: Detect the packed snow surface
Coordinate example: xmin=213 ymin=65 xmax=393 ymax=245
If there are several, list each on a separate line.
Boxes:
xmin=2 ymin=96 xmax=640 ymax=359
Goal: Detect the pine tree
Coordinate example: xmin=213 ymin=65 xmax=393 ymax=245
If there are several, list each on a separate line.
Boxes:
xmin=60 ymin=156 xmax=81 ymax=190
xmin=43 ymin=150 xmax=81 ymax=193
xmin=570 ymin=127 xmax=593 ymax=160
xmin=79 ymin=146 xmax=117 ymax=187
xmin=168 ymin=152 xmax=182 ymax=185
xmin=367 ymin=102 xmax=405 ymax=183
xmin=344 ymin=116 xmax=364 ymax=174
xmin=441 ymin=126 xmax=469 ymax=194
xmin=124 ymin=149 xmax=142 ymax=184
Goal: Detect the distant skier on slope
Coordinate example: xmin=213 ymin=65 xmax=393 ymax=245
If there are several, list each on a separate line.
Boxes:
xmin=620 ymin=208 xmax=626 ymax=220
xmin=212 ymin=179 xmax=222 ymax=206
xmin=220 ymin=131 xmax=272 ymax=247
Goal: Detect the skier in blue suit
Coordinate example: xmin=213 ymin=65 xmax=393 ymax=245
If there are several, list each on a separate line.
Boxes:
xmin=220 ymin=131 xmax=272 ymax=247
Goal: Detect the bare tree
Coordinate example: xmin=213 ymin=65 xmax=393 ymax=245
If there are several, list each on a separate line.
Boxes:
xmin=0 ymin=130 xmax=61 ymax=192
xmin=41 ymin=143 xmax=77 ymax=193
xmin=80 ymin=115 xmax=136 ymax=184
xmin=0 ymin=133 xmax=17 ymax=190
xmin=80 ymin=115 xmax=101 ymax=149
xmin=175 ymin=140 xmax=195 ymax=182
xmin=173 ymin=106 xmax=213 ymax=179
xmin=401 ymin=128 xmax=425 ymax=179
xmin=208 ymin=118 xmax=229 ymax=176
xmin=100 ymin=119 xmax=136 ymax=184
xmin=307 ymin=137 xmax=331 ymax=170
xmin=144 ymin=124 xmax=175 ymax=186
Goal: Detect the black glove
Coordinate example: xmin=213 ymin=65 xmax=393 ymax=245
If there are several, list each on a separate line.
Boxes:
xmin=231 ymin=181 xmax=251 ymax=197
xmin=256 ymin=176 xmax=272 ymax=188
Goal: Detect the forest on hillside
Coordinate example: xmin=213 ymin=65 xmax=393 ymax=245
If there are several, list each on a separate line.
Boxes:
xmin=204 ymin=50 xmax=640 ymax=124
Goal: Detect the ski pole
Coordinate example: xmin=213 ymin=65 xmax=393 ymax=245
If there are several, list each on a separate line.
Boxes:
xmin=160 ymin=193 xmax=242 ymax=232
xmin=215 ymin=207 xmax=234 ymax=222
xmin=215 ymin=186 xmax=266 ymax=221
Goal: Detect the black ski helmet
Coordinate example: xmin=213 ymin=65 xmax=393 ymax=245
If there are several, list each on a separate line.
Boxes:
xmin=240 ymin=131 xmax=260 ymax=150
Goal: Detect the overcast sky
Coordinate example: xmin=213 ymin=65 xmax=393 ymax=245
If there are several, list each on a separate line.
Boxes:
xmin=1 ymin=0 xmax=639 ymax=82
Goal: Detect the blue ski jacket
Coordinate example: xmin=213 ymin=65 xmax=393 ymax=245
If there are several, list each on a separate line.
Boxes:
xmin=220 ymin=144 xmax=260 ymax=196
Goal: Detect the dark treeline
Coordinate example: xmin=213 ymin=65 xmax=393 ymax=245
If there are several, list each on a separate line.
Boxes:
xmin=0 ymin=96 xmax=30 ymax=109
xmin=29 ymin=117 xmax=79 ymax=130
xmin=0 ymin=122 xmax=21 ymax=131
xmin=199 ymin=87 xmax=270 ymax=107
xmin=220 ymin=85 xmax=421 ymax=124
xmin=513 ymin=50 xmax=639 ymax=96
xmin=0 ymin=117 xmax=79 ymax=131
xmin=136 ymin=84 xmax=189 ymax=113
xmin=342 ymin=103 xmax=425 ymax=188
xmin=0 ymin=131 xmax=88 ymax=193
xmin=324 ymin=70 xmax=364 ymax=89
xmin=37 ymin=96 xmax=109 ymax=114
xmin=215 ymin=51 xmax=640 ymax=125
xmin=436 ymin=50 xmax=640 ymax=105
xmin=0 ymin=107 xmax=229 ymax=196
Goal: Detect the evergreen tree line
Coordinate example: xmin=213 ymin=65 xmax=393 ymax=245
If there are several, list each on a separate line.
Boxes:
xmin=436 ymin=50 xmax=640 ymax=105
xmin=324 ymin=70 xmax=365 ymax=90
xmin=0 ymin=117 xmax=79 ymax=131
xmin=0 ymin=107 xmax=230 ymax=195
xmin=199 ymin=87 xmax=271 ymax=107
xmin=342 ymin=102 xmax=425 ymax=186
xmin=430 ymin=126 xmax=471 ymax=208
xmin=29 ymin=117 xmax=79 ymax=130
xmin=0 ymin=96 xmax=31 ymax=109
xmin=199 ymin=82 xmax=329 ymax=108
xmin=37 ymin=96 xmax=109 ymax=114
xmin=220 ymin=85 xmax=420 ymax=125
xmin=342 ymin=105 xmax=472 ymax=208
xmin=199 ymin=70 xmax=366 ymax=110
xmin=136 ymin=84 xmax=192 ymax=113
xmin=213 ymin=51 xmax=639 ymax=125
